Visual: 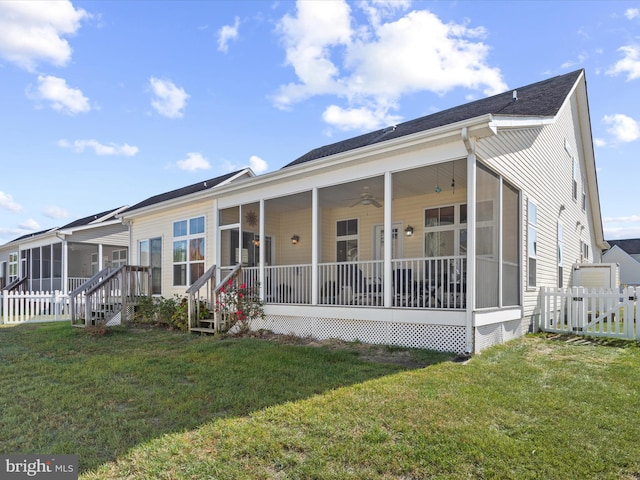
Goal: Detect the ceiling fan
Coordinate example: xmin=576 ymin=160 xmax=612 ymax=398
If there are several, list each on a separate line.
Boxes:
xmin=350 ymin=187 xmax=382 ymax=208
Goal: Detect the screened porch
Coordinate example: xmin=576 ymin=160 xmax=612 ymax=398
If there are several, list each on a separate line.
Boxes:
xmin=217 ymin=159 xmax=521 ymax=312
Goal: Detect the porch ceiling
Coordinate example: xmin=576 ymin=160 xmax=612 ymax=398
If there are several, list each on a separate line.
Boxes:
xmin=263 ymin=160 xmax=467 ymax=213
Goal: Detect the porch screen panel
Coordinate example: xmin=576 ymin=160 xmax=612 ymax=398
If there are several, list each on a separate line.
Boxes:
xmin=53 ymin=243 xmax=62 ymax=291
xmin=32 ymin=247 xmax=41 ymax=292
xmin=475 ymin=163 xmax=499 ymax=308
xmin=502 ymin=181 xmax=520 ymax=306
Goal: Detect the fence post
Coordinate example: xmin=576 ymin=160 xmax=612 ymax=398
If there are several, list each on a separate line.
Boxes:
xmin=1 ymin=292 xmax=4 ymax=324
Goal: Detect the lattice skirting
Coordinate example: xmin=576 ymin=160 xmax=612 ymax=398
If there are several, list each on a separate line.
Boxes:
xmin=251 ymin=315 xmax=467 ymax=354
xmin=474 ymin=316 xmax=531 ymax=353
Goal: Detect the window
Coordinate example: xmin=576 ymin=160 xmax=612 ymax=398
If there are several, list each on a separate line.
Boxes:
xmin=572 ymin=159 xmax=579 ymax=201
xmin=9 ymin=252 xmax=18 ymax=281
xmin=140 ymin=238 xmax=162 ymax=295
xmin=112 ymin=249 xmax=127 ymax=268
xmin=580 ymin=240 xmax=589 ymax=262
xmin=424 ymin=205 xmax=462 ymax=257
xmin=558 ymin=223 xmax=564 ymax=287
xmin=336 ymin=219 xmax=358 ymax=261
xmin=527 ymin=200 xmax=537 ymax=287
xmin=173 ymin=216 xmax=205 ymax=286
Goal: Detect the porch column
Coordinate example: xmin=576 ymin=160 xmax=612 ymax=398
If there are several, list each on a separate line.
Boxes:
xmin=383 ymin=171 xmax=393 ymax=307
xmin=98 ymin=244 xmax=104 ymax=270
xmin=212 ymin=198 xmax=220 ymax=283
xmin=465 ymin=142 xmax=477 ymax=354
xmin=311 ymin=187 xmax=319 ymax=305
xmin=259 ymin=199 xmax=265 ymax=300
xmin=62 ymin=240 xmax=69 ymax=294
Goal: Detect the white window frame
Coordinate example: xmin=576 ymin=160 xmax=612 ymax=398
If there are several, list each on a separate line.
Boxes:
xmin=527 ymin=200 xmax=537 ymax=288
xmin=557 ymin=223 xmax=564 ymax=287
xmin=173 ymin=216 xmax=206 ymax=286
xmin=336 ymin=218 xmax=358 ymax=261
xmin=423 ymin=204 xmax=467 ymax=257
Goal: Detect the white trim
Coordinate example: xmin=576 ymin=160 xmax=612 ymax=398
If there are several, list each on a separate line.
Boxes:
xmin=473 ymin=307 xmax=524 ymax=327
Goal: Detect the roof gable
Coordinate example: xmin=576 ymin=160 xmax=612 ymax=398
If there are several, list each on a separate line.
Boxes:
xmin=284 ymin=69 xmax=583 ymax=168
xmin=606 ymin=239 xmax=640 ymax=255
xmin=60 ymin=206 xmax=127 ymax=230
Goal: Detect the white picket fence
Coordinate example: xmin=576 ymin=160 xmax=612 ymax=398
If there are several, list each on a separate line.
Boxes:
xmin=0 ymin=290 xmax=71 ymax=325
xmin=540 ymin=286 xmax=639 ymax=340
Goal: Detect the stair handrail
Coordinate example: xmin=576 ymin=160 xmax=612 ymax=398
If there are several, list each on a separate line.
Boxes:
xmin=2 ymin=276 xmax=27 ymax=292
xmin=70 ymin=267 xmax=114 ymax=297
xmin=186 ymin=264 xmax=217 ymax=295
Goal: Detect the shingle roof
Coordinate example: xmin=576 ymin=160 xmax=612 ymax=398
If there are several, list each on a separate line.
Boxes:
xmin=122 ymin=170 xmax=245 ymax=213
xmin=60 ymin=207 xmax=126 ymax=230
xmin=9 ymin=228 xmax=58 ymax=243
xmin=283 ymin=69 xmax=583 ymax=168
xmin=606 ymin=239 xmax=640 ymax=255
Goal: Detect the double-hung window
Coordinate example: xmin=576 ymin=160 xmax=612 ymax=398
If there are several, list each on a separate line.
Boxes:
xmin=8 ymin=252 xmax=18 ymax=282
xmin=336 ymin=219 xmax=358 ymax=261
xmin=173 ymin=216 xmax=205 ymax=286
xmin=527 ymin=200 xmax=537 ymax=287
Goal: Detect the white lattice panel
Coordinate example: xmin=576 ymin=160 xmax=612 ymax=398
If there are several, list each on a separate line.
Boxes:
xmin=253 ymin=314 xmax=467 ymax=353
xmin=475 ymin=316 xmax=530 ymax=353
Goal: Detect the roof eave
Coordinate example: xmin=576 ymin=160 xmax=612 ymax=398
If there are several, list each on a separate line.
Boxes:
xmin=119 ymin=168 xmax=255 ymax=220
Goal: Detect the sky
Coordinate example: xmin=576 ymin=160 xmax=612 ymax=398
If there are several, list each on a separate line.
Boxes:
xmin=1 ymin=0 xmax=639 ymax=245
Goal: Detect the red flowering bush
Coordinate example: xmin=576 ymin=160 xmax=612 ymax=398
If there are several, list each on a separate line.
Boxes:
xmin=215 ymin=279 xmax=265 ymax=333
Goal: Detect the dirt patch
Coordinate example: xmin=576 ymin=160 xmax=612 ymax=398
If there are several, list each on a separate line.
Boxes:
xmin=226 ymin=329 xmax=459 ymax=369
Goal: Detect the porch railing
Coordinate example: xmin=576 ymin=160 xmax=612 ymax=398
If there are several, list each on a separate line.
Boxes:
xmin=241 ymin=256 xmax=466 ymax=309
xmin=2 ymin=276 xmax=28 ymax=293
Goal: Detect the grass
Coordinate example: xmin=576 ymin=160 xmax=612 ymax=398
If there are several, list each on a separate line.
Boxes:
xmin=2 ymin=323 xmax=640 ymax=479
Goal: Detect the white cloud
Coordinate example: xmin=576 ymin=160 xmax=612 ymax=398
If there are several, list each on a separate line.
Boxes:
xmin=322 ymin=104 xmax=401 ymax=131
xmin=0 ymin=0 xmax=89 ymax=71
xmin=218 ymin=16 xmax=240 ymax=53
xmin=0 ymin=191 xmax=22 ymax=212
xmin=19 ymin=218 xmax=41 ymax=231
xmin=273 ymin=1 xmax=506 ymax=132
xmin=593 ymin=138 xmax=606 ymax=147
xmin=625 ymin=8 xmax=639 ymax=20
xmin=177 ymin=152 xmax=211 ymax=171
xmin=603 ymin=214 xmax=640 ymax=240
xmin=607 ymin=45 xmax=640 ymax=81
xmin=603 ymin=114 xmax=640 ymax=143
xmin=29 ymin=75 xmax=90 ymax=115
xmin=43 ymin=205 xmax=70 ymax=219
xmin=248 ymin=155 xmax=268 ymax=174
xmin=58 ymin=139 xmax=138 ymax=156
xmin=149 ymin=77 xmax=189 ymax=118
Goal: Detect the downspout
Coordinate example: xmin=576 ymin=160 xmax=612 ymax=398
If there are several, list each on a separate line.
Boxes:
xmin=462 ymin=127 xmax=476 ymax=355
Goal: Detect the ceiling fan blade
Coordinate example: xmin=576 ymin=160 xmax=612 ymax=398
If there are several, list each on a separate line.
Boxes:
xmin=350 ymin=200 xmax=363 ymax=208
xmin=371 ymin=199 xmax=382 ymax=208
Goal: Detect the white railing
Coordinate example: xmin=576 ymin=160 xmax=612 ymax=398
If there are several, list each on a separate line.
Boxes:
xmin=69 ymin=277 xmax=90 ymax=292
xmin=540 ymin=286 xmax=639 ymax=340
xmin=318 ymin=260 xmax=383 ymax=306
xmin=1 ymin=290 xmax=70 ymax=324
xmin=391 ymin=257 xmax=466 ymax=308
xmin=240 ymin=257 xmax=466 ymax=309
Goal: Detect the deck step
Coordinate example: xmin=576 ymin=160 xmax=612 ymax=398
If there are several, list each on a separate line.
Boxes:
xmin=191 ymin=327 xmax=216 ymax=334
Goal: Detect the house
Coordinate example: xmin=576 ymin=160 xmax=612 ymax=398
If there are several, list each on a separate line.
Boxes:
xmin=118 ymin=69 xmax=606 ymax=354
xmin=603 ymin=239 xmax=640 ymax=286
xmin=0 ymin=207 xmax=129 ymax=293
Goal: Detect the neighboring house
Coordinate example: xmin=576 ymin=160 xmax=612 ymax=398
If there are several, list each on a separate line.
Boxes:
xmin=120 ymin=69 xmax=607 ymax=354
xmin=603 ymin=239 xmax=640 ymax=286
xmin=0 ymin=207 xmax=129 ymax=293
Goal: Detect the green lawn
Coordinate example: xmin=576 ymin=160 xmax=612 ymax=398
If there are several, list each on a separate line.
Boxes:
xmin=1 ymin=323 xmax=639 ymax=479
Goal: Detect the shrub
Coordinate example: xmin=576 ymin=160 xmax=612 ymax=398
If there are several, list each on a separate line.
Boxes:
xmin=216 ymin=280 xmax=265 ymax=334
